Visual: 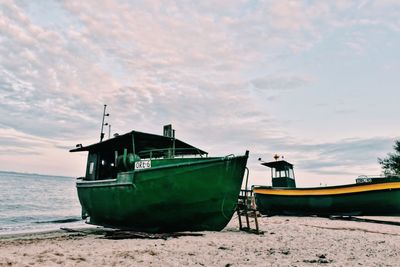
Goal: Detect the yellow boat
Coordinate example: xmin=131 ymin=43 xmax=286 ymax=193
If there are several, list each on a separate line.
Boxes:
xmin=253 ymin=159 xmax=400 ymax=216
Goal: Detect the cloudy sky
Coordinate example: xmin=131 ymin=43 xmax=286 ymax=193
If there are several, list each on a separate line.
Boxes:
xmin=1 ymin=0 xmax=400 ymax=186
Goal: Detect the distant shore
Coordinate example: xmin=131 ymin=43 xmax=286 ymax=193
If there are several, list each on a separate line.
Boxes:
xmin=1 ymin=216 xmax=400 ymax=266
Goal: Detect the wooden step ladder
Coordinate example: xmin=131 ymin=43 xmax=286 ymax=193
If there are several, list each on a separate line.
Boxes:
xmin=236 ymin=168 xmax=261 ymax=234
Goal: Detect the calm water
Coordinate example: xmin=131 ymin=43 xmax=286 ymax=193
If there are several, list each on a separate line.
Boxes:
xmin=0 ymin=171 xmax=85 ymax=234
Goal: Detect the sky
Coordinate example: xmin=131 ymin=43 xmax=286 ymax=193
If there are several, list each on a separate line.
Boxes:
xmin=1 ymin=0 xmax=400 ymax=187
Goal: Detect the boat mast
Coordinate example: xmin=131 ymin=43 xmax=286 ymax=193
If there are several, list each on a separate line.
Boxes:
xmin=100 ymin=104 xmax=110 ymax=142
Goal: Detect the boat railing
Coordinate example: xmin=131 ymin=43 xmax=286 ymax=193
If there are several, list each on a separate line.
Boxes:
xmin=356 ymin=174 xmax=400 ymax=184
xmin=138 ymin=147 xmax=208 ymax=160
xmin=357 ymin=175 xmax=386 ymax=179
xmin=239 ymin=167 xmax=252 ymax=207
xmin=236 ymin=167 xmax=261 ymax=234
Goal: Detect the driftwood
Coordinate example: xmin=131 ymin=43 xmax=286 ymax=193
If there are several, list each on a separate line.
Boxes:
xmin=60 ymin=227 xmax=106 ymax=235
xmin=329 ymin=216 xmax=400 ymax=226
xmin=102 ymin=230 xmax=204 ymax=240
xmin=61 ymin=227 xmax=204 ymax=240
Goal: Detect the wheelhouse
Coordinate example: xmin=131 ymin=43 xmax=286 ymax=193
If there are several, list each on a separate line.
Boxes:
xmin=261 ymin=160 xmax=296 ymax=188
xmin=70 ymin=126 xmax=207 ymax=181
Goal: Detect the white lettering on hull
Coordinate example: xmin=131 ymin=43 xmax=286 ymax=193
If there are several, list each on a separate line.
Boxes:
xmin=135 ymin=160 xmax=151 ymax=170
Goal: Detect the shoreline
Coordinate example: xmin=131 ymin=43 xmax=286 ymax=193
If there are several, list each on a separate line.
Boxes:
xmin=0 ymin=220 xmax=89 ymax=240
xmin=1 ymin=216 xmax=400 ymax=266
xmin=0 ymin=226 xmax=99 ymax=241
xmin=0 ymin=229 xmax=74 ymax=241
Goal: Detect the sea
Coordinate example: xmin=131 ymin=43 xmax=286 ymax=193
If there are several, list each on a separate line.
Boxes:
xmin=0 ymin=171 xmax=86 ymax=235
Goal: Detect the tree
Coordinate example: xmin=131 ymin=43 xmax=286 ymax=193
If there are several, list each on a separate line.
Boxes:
xmin=378 ymin=140 xmax=400 ymax=175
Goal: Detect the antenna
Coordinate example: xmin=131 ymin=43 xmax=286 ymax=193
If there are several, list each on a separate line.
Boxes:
xmin=100 ymin=104 xmax=110 ymax=142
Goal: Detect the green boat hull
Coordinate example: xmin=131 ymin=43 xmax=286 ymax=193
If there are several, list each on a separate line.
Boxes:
xmin=77 ymin=155 xmax=248 ymax=232
xmin=254 ymin=182 xmax=400 ymax=216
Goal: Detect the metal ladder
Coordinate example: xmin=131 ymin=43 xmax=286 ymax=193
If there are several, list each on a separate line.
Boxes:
xmin=236 ymin=168 xmax=261 ymax=234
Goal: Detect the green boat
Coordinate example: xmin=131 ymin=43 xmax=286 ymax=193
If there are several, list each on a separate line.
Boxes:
xmin=253 ymin=158 xmax=400 ymax=216
xmin=70 ymin=125 xmax=248 ymax=232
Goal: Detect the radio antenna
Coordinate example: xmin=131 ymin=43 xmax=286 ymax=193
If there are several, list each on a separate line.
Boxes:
xmin=100 ymin=104 xmax=110 ymax=142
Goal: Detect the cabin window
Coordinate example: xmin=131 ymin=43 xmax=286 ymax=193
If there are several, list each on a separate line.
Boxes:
xmin=98 ymin=152 xmax=118 ymax=180
xmin=272 ymin=168 xmax=294 ymax=179
xmin=89 ymin=162 xmax=94 ymax=174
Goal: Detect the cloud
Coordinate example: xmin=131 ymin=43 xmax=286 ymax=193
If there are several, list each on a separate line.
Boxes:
xmin=256 ymin=136 xmax=394 ymax=174
xmin=0 ymin=127 xmax=50 ymax=155
xmin=247 ymin=136 xmax=396 ymax=186
xmin=251 ymin=75 xmax=312 ymax=91
xmin=1 ymin=0 xmax=400 ymax=177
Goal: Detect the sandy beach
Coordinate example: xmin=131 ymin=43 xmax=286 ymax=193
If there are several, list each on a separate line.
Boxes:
xmin=1 ymin=216 xmax=400 ymax=266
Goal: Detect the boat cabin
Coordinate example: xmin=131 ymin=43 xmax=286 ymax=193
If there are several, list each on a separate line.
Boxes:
xmin=70 ymin=125 xmax=207 ymax=181
xmin=261 ymin=159 xmax=296 ymax=188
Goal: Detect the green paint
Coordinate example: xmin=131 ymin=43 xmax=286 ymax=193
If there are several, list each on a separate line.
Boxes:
xmin=77 ymin=155 xmax=248 ymax=232
xmin=255 ymin=158 xmax=400 ymax=216
xmin=254 ymin=185 xmax=400 ymax=216
xmin=71 ymin=128 xmax=248 ymax=232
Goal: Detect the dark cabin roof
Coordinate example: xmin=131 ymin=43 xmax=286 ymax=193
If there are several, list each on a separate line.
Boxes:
xmin=261 ymin=160 xmax=293 ymax=171
xmin=70 ymin=130 xmax=207 ymax=156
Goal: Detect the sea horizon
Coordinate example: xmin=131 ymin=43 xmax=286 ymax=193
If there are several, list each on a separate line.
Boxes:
xmin=0 ymin=170 xmax=75 ymax=180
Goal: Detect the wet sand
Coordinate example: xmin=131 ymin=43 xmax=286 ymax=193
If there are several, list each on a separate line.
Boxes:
xmin=1 ymin=216 xmax=400 ymax=266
